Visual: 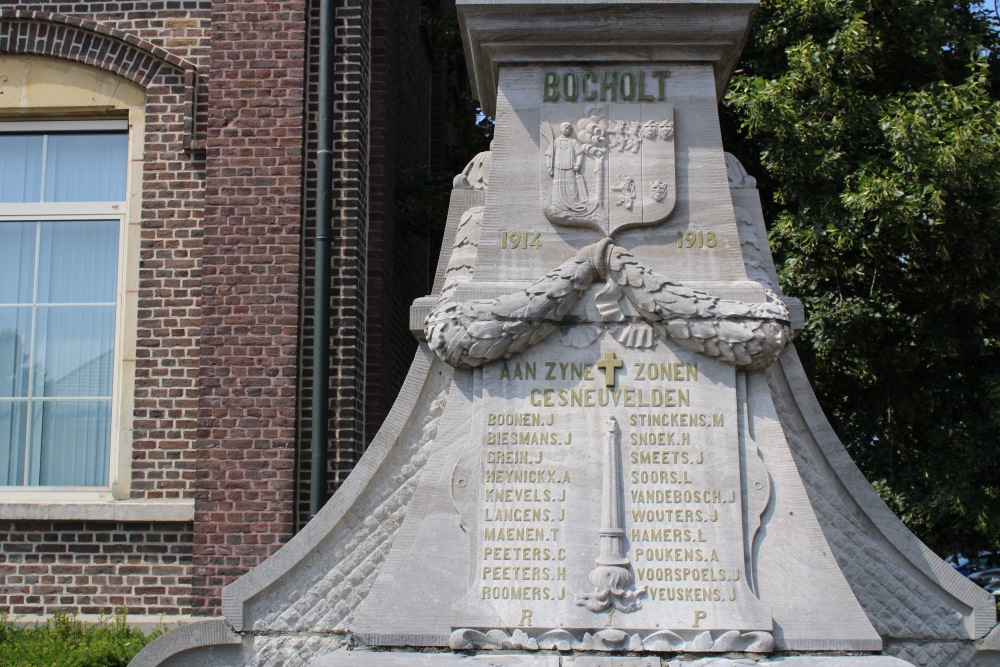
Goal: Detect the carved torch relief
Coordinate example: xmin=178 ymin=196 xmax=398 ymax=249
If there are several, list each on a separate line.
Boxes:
xmin=540 ymin=70 xmax=676 ymax=237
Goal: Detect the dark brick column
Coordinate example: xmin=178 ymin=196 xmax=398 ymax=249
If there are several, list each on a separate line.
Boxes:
xmin=365 ymin=0 xmax=435 ymax=447
xmin=194 ymin=1 xmax=306 ymax=613
xmin=295 ymin=0 xmax=372 ymax=527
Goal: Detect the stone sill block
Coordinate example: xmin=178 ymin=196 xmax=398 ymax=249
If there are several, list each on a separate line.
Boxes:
xmin=0 ymin=499 xmax=195 ymax=523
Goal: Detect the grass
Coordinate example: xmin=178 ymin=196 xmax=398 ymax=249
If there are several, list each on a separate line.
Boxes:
xmin=0 ymin=610 xmax=163 ymax=667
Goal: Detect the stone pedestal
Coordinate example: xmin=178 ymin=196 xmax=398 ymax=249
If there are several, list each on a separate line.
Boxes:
xmin=130 ymin=2 xmax=998 ymax=666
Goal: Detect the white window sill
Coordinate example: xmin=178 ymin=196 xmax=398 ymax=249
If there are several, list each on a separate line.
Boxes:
xmin=0 ymin=499 xmax=195 ymax=522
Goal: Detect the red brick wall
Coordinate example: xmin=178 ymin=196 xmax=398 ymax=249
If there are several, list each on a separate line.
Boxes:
xmin=0 ymin=0 xmax=454 ymax=617
xmin=131 ymin=60 xmax=207 ymax=504
xmin=1 ymin=4 xmax=210 ymax=619
xmin=2 ymin=0 xmax=307 ymax=617
xmin=193 ymin=0 xmax=306 ymax=612
xmin=0 ymin=521 xmax=192 ymax=617
xmin=294 ymin=0 xmax=449 ymax=528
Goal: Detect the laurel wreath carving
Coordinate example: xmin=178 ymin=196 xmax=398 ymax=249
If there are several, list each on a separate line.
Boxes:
xmin=425 ymin=238 xmax=792 ymax=371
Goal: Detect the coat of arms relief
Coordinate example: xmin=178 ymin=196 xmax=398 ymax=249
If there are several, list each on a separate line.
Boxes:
xmin=541 ymin=105 xmax=676 ymax=236
xmin=425 ymin=98 xmax=792 ymax=374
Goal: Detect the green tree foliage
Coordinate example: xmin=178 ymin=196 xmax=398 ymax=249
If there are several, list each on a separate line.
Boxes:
xmin=394 ymin=6 xmax=493 ymax=241
xmin=724 ymin=0 xmax=1000 ymax=555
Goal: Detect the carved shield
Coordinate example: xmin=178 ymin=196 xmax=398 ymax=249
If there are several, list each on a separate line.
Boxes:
xmin=540 ymin=105 xmax=675 ymax=237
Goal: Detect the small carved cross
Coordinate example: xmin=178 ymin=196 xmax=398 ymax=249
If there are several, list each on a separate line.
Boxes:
xmin=596 ymin=352 xmax=624 ymax=388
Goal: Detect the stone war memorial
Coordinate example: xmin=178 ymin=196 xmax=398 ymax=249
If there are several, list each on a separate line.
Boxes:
xmin=133 ymin=1 xmax=1000 ymax=666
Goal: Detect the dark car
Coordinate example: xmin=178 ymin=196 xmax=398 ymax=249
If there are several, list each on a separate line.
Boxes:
xmin=968 ymin=567 xmax=1000 ymax=593
xmin=948 ymin=551 xmax=1000 ymax=576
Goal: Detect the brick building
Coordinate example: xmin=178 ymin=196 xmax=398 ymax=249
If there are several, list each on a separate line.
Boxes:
xmin=0 ymin=0 xmax=477 ymax=623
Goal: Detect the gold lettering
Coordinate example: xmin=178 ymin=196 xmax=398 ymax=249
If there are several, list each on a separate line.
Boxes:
xmin=638 ymin=71 xmax=655 ymax=101
xmin=652 ymin=69 xmax=670 ymax=100
xmin=543 ymin=71 xmax=559 ymax=101
xmin=619 ymin=71 xmax=635 ymax=101
xmin=601 ymin=71 xmax=617 ymax=102
xmin=542 ymin=69 xmax=670 ymax=102
xmin=562 ymin=72 xmax=578 ymax=101
xmin=583 ymin=71 xmax=598 ymax=101
xmin=596 ymin=352 xmax=624 ymax=387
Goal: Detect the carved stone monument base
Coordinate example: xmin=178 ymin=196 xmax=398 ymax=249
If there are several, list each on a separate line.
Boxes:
xmin=130 ymin=2 xmax=998 ymax=666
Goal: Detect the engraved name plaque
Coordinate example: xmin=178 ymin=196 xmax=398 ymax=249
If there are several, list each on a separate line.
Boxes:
xmin=450 ymin=334 xmax=774 ymax=652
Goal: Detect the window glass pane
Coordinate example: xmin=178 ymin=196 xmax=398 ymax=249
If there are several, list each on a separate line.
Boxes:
xmin=36 ymin=220 xmax=119 ymax=304
xmin=45 ymin=133 xmax=127 ymax=202
xmin=0 ymin=221 xmax=37 ymax=304
xmin=33 ymin=307 xmax=115 ymax=398
xmin=29 ymin=400 xmax=110 ymax=486
xmin=0 ymin=308 xmax=32 ymax=398
xmin=0 ymin=135 xmax=42 ymax=203
xmin=0 ymin=127 xmax=127 ymax=488
xmin=0 ymin=401 xmax=27 ymax=485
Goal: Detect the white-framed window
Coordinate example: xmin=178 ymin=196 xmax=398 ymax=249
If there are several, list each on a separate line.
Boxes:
xmin=0 ymin=119 xmax=129 ymax=489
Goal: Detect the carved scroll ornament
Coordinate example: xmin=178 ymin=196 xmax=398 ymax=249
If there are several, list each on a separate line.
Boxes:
xmin=449 ymin=626 xmax=774 ymax=653
xmin=424 ymin=238 xmax=792 ymax=372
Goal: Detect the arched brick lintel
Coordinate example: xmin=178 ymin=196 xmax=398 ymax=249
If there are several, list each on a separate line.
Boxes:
xmin=0 ymin=10 xmax=196 ymax=88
